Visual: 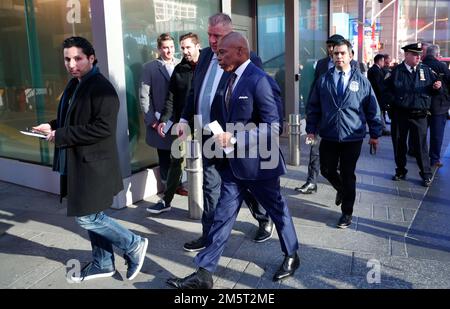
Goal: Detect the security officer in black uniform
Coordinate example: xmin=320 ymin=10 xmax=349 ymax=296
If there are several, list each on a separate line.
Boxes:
xmin=383 ymin=43 xmax=442 ymax=187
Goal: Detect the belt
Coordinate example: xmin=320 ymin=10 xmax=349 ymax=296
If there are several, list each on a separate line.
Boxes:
xmin=408 ymin=110 xmax=429 ymax=118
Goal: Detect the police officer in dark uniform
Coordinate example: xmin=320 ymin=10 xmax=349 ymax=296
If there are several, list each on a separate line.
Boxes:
xmin=383 ymin=43 xmax=443 ymax=187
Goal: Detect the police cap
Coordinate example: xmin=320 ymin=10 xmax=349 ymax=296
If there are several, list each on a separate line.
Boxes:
xmin=401 ymin=42 xmax=423 ymax=54
xmin=326 ymin=34 xmax=345 ymax=45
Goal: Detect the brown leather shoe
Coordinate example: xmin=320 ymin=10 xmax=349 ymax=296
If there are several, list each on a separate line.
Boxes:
xmin=432 ymin=161 xmax=443 ymax=168
xmin=176 ymin=186 xmax=188 ymax=196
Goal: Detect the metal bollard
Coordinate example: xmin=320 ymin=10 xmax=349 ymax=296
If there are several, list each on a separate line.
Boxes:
xmin=289 ymin=114 xmax=301 ymax=166
xmin=185 ymin=140 xmax=203 ymax=220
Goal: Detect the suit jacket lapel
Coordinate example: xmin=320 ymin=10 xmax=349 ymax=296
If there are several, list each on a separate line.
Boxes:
xmin=194 ymin=48 xmax=214 ymax=114
xmin=227 ymin=63 xmax=254 ymax=121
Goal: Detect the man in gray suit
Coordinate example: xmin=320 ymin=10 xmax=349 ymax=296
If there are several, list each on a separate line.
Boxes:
xmin=140 ymin=33 xmax=180 ymax=214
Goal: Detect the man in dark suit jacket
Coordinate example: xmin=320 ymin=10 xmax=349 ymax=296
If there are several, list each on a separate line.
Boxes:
xmin=368 ymin=54 xmax=390 ymax=135
xmin=146 ymin=33 xmax=202 ymax=214
xmin=168 ymin=32 xmax=299 ymax=289
xmin=139 ymin=33 xmax=180 ymax=186
xmin=176 ymin=13 xmax=274 ymax=253
xmin=34 ymin=36 xmax=148 ymax=282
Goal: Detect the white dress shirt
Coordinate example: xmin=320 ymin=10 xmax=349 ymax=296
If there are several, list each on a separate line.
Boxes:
xmin=229 ymin=59 xmax=251 ymax=92
xmin=333 ymin=66 xmax=352 ymax=93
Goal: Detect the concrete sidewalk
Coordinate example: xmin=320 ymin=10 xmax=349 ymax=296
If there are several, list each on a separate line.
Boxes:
xmin=1 ymin=123 xmax=450 ymax=289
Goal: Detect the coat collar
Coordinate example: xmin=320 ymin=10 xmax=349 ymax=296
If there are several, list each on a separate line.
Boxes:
xmin=325 ymin=67 xmax=358 ymax=107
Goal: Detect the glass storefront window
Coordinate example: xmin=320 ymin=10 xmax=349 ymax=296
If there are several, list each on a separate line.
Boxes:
xmin=398 ymin=0 xmax=450 ymax=59
xmin=330 ymin=0 xmax=359 ymax=58
xmin=299 ymin=0 xmax=328 ymax=116
xmin=257 ymin=0 xmax=285 ymax=107
xmin=330 ymin=0 xmax=450 ymax=67
xmin=0 ymin=0 xmax=92 ymax=165
xmin=120 ymin=0 xmax=221 ymax=173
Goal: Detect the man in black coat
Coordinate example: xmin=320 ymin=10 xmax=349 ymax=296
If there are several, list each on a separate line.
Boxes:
xmin=368 ymin=54 xmax=390 ymax=135
xmin=422 ymin=44 xmax=450 ymax=167
xmin=33 ymin=37 xmax=148 ymax=282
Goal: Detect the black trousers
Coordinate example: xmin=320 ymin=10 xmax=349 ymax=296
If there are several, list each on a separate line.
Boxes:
xmin=157 ymin=148 xmax=171 ymax=183
xmin=391 ymin=111 xmax=432 ymax=179
xmin=319 ymin=139 xmax=363 ymax=216
xmin=306 ymin=135 xmax=321 ymax=184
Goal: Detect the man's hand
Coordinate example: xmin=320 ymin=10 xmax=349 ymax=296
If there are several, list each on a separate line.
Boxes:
xmin=157 ymin=122 xmax=166 ymax=138
xmin=433 ymin=80 xmax=442 ymax=90
xmin=46 ymin=130 xmax=56 ymax=143
xmin=369 ymin=138 xmax=379 ymax=153
xmin=176 ymin=122 xmax=188 ymax=141
xmin=151 ymin=121 xmax=158 ymax=130
xmin=32 ymin=123 xmax=52 ymax=135
xmin=306 ymin=133 xmax=316 ymax=145
xmin=214 ymin=132 xmax=233 ymax=149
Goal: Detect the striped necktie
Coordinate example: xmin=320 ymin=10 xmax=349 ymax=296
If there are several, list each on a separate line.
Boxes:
xmin=225 ymin=73 xmax=237 ymax=112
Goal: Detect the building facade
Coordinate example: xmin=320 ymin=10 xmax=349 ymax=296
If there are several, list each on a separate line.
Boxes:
xmin=1 ymin=0 xmax=449 ymax=206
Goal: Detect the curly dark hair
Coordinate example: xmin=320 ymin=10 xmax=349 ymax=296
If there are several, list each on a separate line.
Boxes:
xmin=62 ymin=36 xmax=97 ymax=65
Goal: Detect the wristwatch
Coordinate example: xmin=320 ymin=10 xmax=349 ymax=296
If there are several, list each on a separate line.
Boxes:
xmin=230 ymin=136 xmax=237 ymax=145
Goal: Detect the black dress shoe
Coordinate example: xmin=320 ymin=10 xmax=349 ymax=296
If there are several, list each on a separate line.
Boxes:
xmin=183 ymin=237 xmax=206 ymax=252
xmin=294 ymin=182 xmax=317 ymax=194
xmin=335 ymin=191 xmax=343 ymax=206
xmin=254 ymin=220 xmax=274 ymax=243
xmin=337 ymin=214 xmax=352 ymax=229
xmin=167 ymin=268 xmax=213 ymax=289
xmin=392 ymin=173 xmax=407 ymax=181
xmin=273 ymin=253 xmax=300 ymax=281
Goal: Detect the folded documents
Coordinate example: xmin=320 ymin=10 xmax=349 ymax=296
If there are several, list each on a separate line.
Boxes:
xmin=207 ymin=121 xmax=234 ymax=155
xmin=20 ymin=130 xmax=47 ymax=139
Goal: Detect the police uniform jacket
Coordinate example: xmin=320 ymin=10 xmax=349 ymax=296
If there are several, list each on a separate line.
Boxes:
xmin=306 ymin=67 xmax=383 ymax=142
xmin=383 ymin=62 xmax=440 ymax=113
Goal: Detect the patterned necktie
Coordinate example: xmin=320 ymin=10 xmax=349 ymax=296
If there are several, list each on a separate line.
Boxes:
xmin=337 ymin=71 xmax=344 ymax=98
xmin=225 ymin=73 xmax=238 ymax=112
xmin=200 ymin=58 xmax=218 ymax=126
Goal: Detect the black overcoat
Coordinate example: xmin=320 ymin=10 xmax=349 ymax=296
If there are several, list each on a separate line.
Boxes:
xmin=50 ymin=72 xmax=123 ymax=217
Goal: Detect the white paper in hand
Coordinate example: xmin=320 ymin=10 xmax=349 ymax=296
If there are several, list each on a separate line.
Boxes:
xmin=207 ymin=121 xmax=234 ymax=155
xmin=20 ymin=130 xmax=47 ymax=139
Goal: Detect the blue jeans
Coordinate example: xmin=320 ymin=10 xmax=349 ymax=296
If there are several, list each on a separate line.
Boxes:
xmin=76 ymin=212 xmax=141 ymax=270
